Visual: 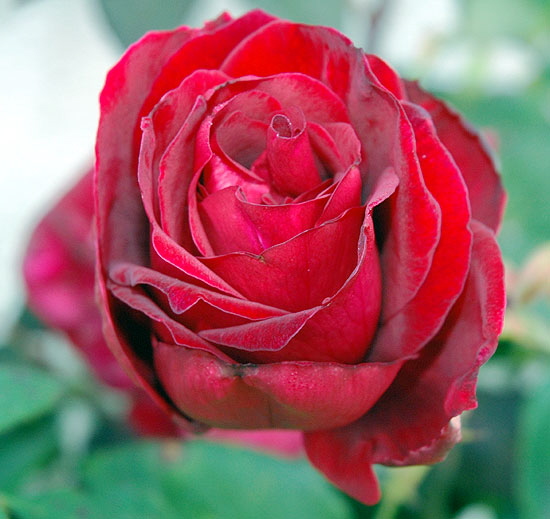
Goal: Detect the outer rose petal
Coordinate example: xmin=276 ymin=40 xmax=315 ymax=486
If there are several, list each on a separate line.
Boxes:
xmin=304 ymin=221 xmax=505 ymax=504
xmin=369 ymin=102 xmax=472 ymax=362
xmin=404 ymin=80 xmax=506 ymax=233
xmin=154 ymin=340 xmax=403 ymax=430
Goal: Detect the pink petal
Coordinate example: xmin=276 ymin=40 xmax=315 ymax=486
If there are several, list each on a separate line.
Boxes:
xmin=154 ymin=340 xmax=403 ymax=430
xmin=23 ymin=171 xmax=131 ymax=390
xmin=207 ymin=429 xmax=303 ymax=457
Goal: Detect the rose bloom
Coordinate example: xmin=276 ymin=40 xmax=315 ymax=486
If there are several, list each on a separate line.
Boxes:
xmin=35 ymin=10 xmax=507 ymax=504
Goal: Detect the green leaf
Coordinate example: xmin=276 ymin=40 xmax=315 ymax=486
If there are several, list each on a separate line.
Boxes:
xmin=83 ymin=442 xmax=180 ymax=519
xmin=0 ymin=414 xmax=58 ymax=492
xmin=83 ymin=440 xmax=353 ymax=519
xmin=165 ymin=440 xmax=353 ymax=519
xmin=98 ymin=0 xmax=196 ymax=48
xmin=0 ymin=364 xmax=64 ymax=435
xmin=5 ymin=490 xmax=91 ymax=519
xmin=0 ymin=495 xmax=9 ymax=519
xmin=517 ymin=372 xmax=550 ymax=519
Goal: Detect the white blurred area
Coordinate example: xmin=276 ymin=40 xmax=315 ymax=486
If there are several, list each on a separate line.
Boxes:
xmin=0 ymin=0 xmax=118 ymax=338
xmin=0 ymin=0 xmax=540 ymax=339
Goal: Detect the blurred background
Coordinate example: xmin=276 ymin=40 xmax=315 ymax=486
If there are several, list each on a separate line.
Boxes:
xmin=1 ymin=1 xmax=549 ymax=518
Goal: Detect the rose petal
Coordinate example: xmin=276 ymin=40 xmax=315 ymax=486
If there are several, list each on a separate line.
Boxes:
xmin=150 ymin=227 xmax=243 ymax=296
xmin=266 ymin=111 xmax=321 ymax=196
xmin=346 ymin=60 xmax=442 ymax=320
xmin=201 ymin=207 xmax=365 ymax=312
xmin=142 ymin=11 xmax=276 ymax=117
xmin=365 ymin=54 xmax=405 ymax=99
xmin=199 ymin=306 xmax=321 ymax=353
xmin=404 ymin=80 xmax=506 ymax=232
xmin=199 ymin=187 xmax=265 ymax=255
xmin=239 ymin=212 xmax=381 ymax=364
xmin=221 ymin=21 xmax=356 ymax=101
xmin=308 ymin=121 xmax=362 ymax=178
xmin=154 ymin=340 xmax=403 ymax=430
xmin=318 ymin=166 xmax=362 ymax=224
xmin=109 ymin=262 xmax=285 ymax=319
xmin=199 ymin=187 xmax=328 ymax=255
xmin=151 ymin=70 xmax=230 ymax=243
xmin=369 ymin=102 xmax=472 ymax=361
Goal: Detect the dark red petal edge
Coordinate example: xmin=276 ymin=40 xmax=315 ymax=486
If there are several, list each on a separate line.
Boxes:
xmin=404 ymin=80 xmax=506 ymax=233
xmin=303 ymin=220 xmax=505 ymax=504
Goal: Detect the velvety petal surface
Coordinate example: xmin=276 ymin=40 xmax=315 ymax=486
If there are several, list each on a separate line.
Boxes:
xmin=154 ymin=340 xmax=403 ymax=430
xmin=404 ymin=80 xmax=506 ymax=232
xmin=369 ymin=102 xmax=472 ymax=361
xmin=202 ymin=207 xmax=365 ymax=312
xmin=304 ymin=221 xmax=505 ymax=504
xmin=348 ymin=61 xmax=441 ymax=321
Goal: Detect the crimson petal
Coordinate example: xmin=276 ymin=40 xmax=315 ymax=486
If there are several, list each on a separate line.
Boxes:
xmin=154 ymin=340 xmax=403 ymax=430
xmin=404 ymin=80 xmax=506 ymax=232
xmin=201 ymin=207 xmax=365 ymax=312
xmin=303 ymin=221 xmax=505 ymax=504
xmin=369 ymin=102 xmax=472 ymax=361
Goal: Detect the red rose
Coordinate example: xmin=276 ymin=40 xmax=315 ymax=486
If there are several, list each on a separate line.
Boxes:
xmin=94 ymin=10 xmax=505 ymax=503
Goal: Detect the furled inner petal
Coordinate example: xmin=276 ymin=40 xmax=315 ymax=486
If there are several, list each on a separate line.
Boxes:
xmin=307 ymin=122 xmax=362 ymax=180
xmin=266 ymin=109 xmax=322 ymax=197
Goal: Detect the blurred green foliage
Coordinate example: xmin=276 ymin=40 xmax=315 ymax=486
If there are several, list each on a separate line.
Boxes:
xmin=98 ymin=0 xmax=195 ymax=47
